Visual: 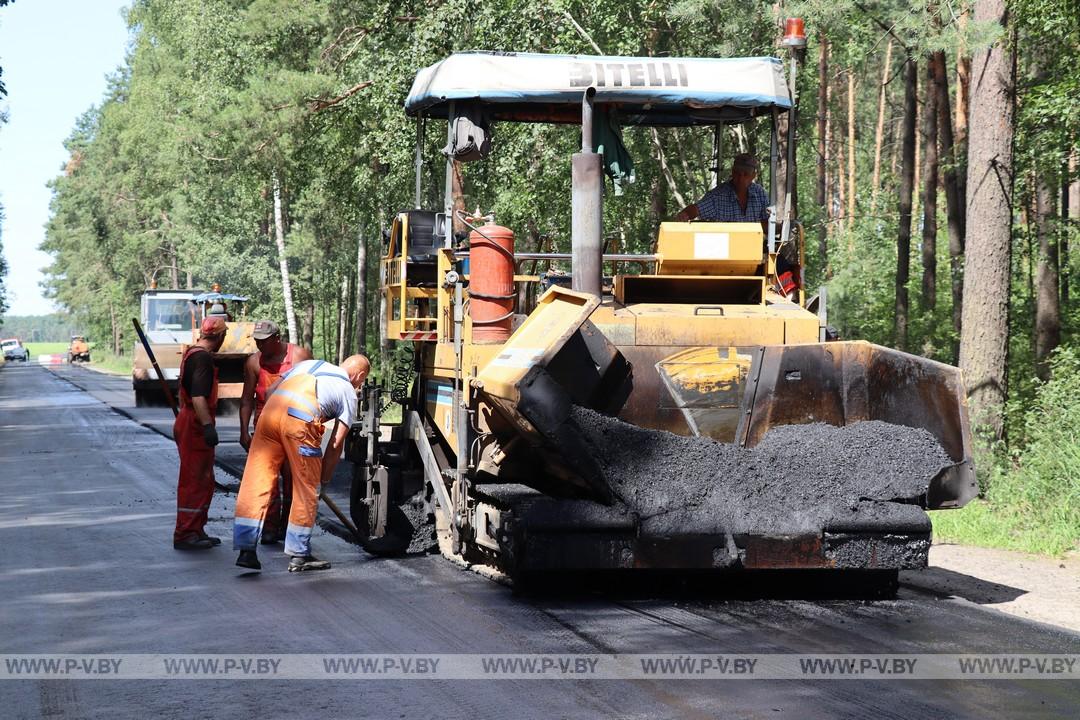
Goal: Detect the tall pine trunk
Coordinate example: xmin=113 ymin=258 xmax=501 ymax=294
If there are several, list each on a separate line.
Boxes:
xmin=336 ymin=273 xmax=349 ymax=364
xmin=959 ymin=0 xmax=1015 ymax=443
xmin=272 ymin=172 xmax=298 ymax=343
xmin=1066 ymin=150 xmax=1078 ymax=305
xmin=870 ymin=40 xmax=894 ymax=214
xmin=1034 ymin=175 xmax=1060 ymax=380
xmin=931 ymin=50 xmax=966 ymax=360
xmin=817 ymin=33 xmax=829 ymax=273
xmin=921 ymin=58 xmax=939 ymax=313
xmin=847 ymin=71 xmax=856 ymax=224
xmin=356 ymin=226 xmax=368 ymax=356
xmin=895 ymin=57 xmax=918 ymax=351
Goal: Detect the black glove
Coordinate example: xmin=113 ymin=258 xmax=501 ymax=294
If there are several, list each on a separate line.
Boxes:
xmin=203 ymin=423 xmax=219 ymax=447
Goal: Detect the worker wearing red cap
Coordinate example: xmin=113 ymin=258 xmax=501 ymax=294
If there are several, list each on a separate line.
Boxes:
xmin=238 ymin=320 xmax=312 ymax=543
xmin=173 ymin=316 xmax=228 ymax=550
xmin=234 ymin=354 xmax=369 ymax=572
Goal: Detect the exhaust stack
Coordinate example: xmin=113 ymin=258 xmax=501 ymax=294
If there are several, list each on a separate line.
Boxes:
xmin=572 ymin=88 xmax=603 ymax=297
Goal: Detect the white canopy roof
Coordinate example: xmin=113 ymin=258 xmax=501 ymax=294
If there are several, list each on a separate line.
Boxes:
xmin=405 ymin=52 xmax=791 ymax=125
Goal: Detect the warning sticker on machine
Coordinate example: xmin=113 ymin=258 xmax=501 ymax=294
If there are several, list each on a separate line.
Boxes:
xmin=489 ymin=348 xmax=544 ymax=369
xmin=693 ymin=232 xmax=730 ymax=259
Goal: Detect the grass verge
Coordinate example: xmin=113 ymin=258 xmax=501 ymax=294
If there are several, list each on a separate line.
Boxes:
xmin=25 ymin=342 xmax=69 ymax=356
xmin=930 ymin=501 xmax=1078 ymax=557
xmin=86 ymin=348 xmax=133 ymax=376
xmin=932 ymin=348 xmax=1080 ymax=557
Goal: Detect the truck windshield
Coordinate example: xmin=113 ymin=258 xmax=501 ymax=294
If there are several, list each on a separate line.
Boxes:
xmin=147 ymin=299 xmax=195 ymax=331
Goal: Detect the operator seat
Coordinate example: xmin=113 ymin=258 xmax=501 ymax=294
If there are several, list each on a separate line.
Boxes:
xmin=403 ymin=210 xmax=442 ymax=286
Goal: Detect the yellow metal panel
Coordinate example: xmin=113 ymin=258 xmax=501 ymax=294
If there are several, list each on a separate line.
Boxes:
xmin=590 ymin=303 xmax=636 ymax=345
xmin=476 ymin=287 xmax=598 ymax=405
xmin=628 ymin=304 xmax=787 ymax=346
xmin=784 ymin=316 xmax=820 ymax=344
xmin=656 ymin=222 xmax=764 ymax=276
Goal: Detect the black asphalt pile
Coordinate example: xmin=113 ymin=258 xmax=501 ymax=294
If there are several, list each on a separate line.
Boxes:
xmin=569 ymin=407 xmax=953 ymax=536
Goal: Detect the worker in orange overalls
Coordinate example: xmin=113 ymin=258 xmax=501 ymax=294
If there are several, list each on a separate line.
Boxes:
xmin=238 ymin=320 xmax=312 ymax=544
xmin=233 ymin=354 xmax=370 ymax=572
xmin=173 ymin=316 xmax=227 ymax=550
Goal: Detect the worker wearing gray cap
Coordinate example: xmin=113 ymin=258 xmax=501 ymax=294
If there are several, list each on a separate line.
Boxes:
xmin=674 ymin=153 xmax=770 ymax=223
xmin=239 ymin=320 xmax=312 ymax=543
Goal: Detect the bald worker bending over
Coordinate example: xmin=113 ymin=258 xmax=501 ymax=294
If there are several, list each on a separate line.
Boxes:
xmin=233 ymin=354 xmax=370 ymax=572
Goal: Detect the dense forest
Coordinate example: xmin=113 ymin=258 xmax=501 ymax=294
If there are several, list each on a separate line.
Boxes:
xmin=1 ymin=0 xmax=1079 ymax=548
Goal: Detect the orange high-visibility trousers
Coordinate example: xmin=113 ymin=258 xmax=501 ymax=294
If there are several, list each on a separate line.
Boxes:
xmin=174 ymin=408 xmax=216 ymax=542
xmin=254 ymin=344 xmax=299 ymax=538
xmin=174 ymin=346 xmax=218 ymax=543
xmin=233 ymin=373 xmax=324 ymax=556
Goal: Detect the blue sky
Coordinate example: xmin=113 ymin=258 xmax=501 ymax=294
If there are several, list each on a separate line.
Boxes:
xmin=0 ymin=0 xmax=132 ymax=316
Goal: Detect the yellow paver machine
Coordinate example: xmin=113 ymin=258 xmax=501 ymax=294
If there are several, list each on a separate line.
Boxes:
xmin=348 ymin=33 xmax=976 ymax=584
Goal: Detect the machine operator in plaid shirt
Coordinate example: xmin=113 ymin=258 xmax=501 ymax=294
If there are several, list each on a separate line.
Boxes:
xmin=674 ymin=153 xmax=769 ymax=223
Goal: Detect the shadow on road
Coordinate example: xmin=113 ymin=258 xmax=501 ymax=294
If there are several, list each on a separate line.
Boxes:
xmin=512 ymin=568 xmax=903 ymax=601
xmin=900 ymin=566 xmax=1027 ymax=605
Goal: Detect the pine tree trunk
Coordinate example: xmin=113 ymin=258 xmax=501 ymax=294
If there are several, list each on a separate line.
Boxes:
xmin=343 ymin=265 xmax=355 ymax=359
xmin=895 ymin=57 xmax=918 ymax=351
xmin=110 ymin=303 xmax=120 ymax=355
xmin=932 ymin=50 xmax=966 ymax=360
xmin=836 ymin=103 xmax=847 ymax=236
xmin=1066 ymin=150 xmax=1078 ymax=305
xmin=959 ymin=0 xmax=1015 ymax=442
xmin=817 ymin=33 xmax=829 ymax=272
xmin=355 ymin=225 xmax=368 ymax=356
xmin=1035 ymin=175 xmax=1060 ymax=381
xmin=334 ymin=273 xmax=346 ymax=364
xmin=921 ymin=58 xmax=939 ymax=313
xmin=871 ymin=40 xmax=894 ymax=214
xmin=847 ymin=71 xmax=856 ymax=223
xmin=913 ymin=86 xmax=922 ymax=224
xmin=303 ymin=299 xmax=314 ymax=351
xmin=272 ymin=172 xmax=298 ymax=343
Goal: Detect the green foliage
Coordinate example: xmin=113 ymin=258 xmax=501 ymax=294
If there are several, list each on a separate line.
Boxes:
xmin=934 ymin=347 xmax=1080 ymax=555
xmin=0 ymin=315 xmax=82 ymax=342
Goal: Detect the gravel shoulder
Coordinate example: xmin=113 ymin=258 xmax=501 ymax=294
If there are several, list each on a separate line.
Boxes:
xmin=902 ymin=543 xmax=1080 ymax=634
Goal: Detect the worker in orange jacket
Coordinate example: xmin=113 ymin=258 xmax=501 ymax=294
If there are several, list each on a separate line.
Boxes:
xmin=238 ymin=320 xmax=312 ymax=543
xmin=173 ymin=316 xmax=227 ymax=550
xmin=233 ymin=354 xmax=370 ymax=572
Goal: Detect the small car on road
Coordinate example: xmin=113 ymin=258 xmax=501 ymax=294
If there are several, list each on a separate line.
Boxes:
xmin=2 ymin=338 xmax=30 ymax=362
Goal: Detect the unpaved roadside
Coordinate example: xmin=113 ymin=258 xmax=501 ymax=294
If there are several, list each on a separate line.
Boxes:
xmin=902 ymin=544 xmax=1080 ymax=635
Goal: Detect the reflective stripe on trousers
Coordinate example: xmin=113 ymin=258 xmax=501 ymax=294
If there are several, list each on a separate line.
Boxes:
xmin=233 ymin=372 xmax=324 ymax=556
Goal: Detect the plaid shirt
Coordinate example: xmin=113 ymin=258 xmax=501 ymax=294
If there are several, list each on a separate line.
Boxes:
xmin=695 ymin=181 xmax=769 ymax=222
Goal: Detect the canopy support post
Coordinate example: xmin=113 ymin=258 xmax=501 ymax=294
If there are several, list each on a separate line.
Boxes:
xmin=768 ymin=109 xmax=779 ymax=254
xmin=414 ymin=117 xmax=425 ymax=209
xmin=443 ymin=102 xmax=456 ymax=249
xmin=711 ymin=124 xmax=722 ymax=189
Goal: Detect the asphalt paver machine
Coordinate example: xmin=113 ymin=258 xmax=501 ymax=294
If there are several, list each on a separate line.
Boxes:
xmin=348 ymin=33 xmax=976 ymax=583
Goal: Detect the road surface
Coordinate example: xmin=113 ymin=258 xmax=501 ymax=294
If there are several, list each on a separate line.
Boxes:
xmin=1 ymin=362 xmax=1077 ymax=718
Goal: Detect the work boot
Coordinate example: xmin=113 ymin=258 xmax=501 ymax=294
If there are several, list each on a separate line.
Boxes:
xmin=198 ymin=532 xmax=222 ymax=546
xmin=236 ymin=550 xmax=261 ymax=570
xmin=288 ymin=555 xmax=331 ymax=573
xmin=174 ymin=536 xmax=214 ymax=550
